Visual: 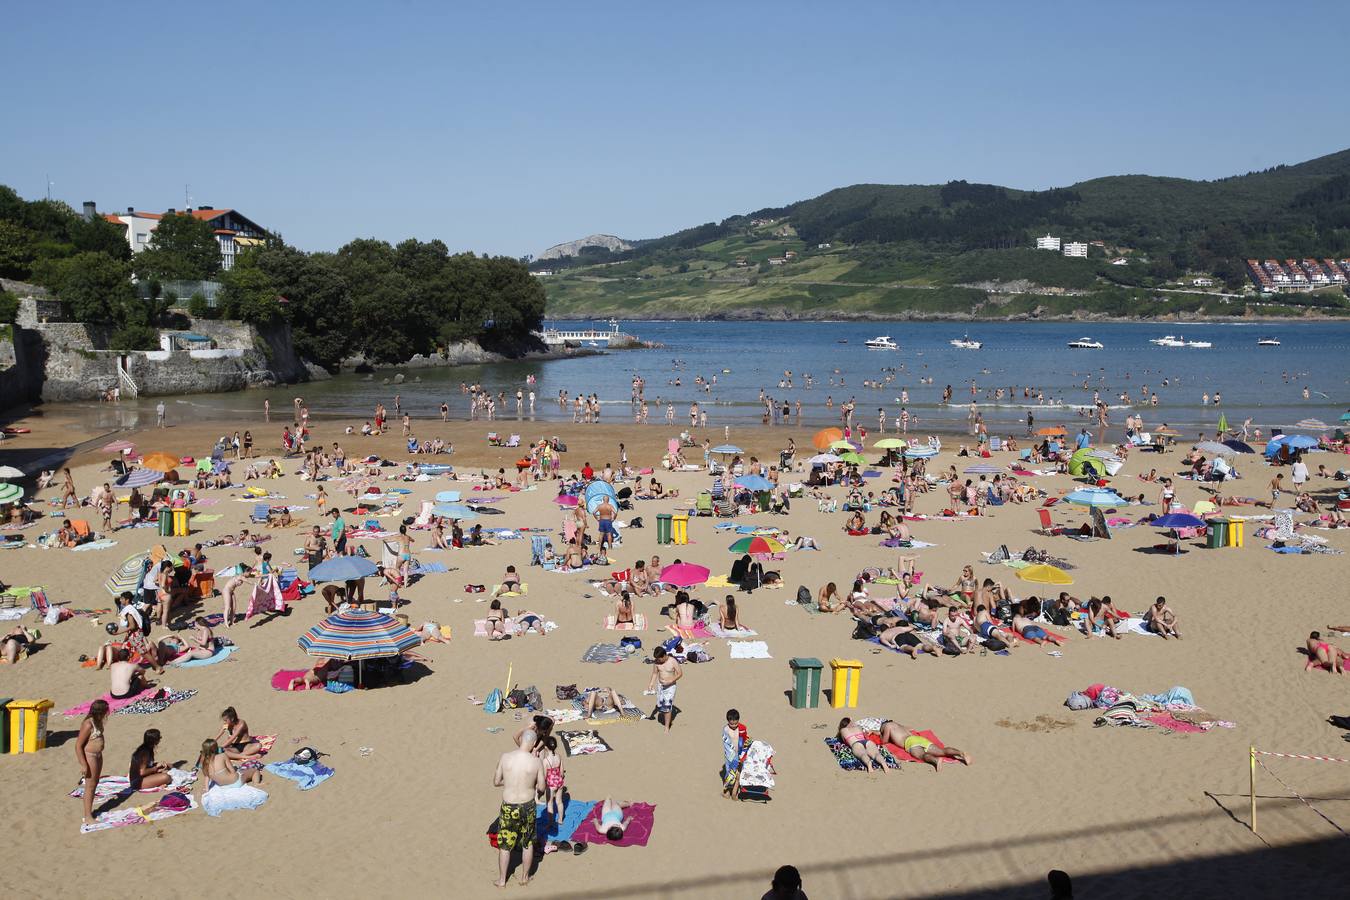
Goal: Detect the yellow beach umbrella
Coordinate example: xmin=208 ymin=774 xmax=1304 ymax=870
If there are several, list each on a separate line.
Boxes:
xmin=1016 ymin=564 xmax=1074 ymax=585
xmin=873 ymin=438 xmax=907 ymax=449
xmin=140 ymin=452 xmax=181 ymax=473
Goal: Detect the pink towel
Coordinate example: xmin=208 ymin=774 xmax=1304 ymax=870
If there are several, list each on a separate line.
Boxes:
xmin=62 ymin=686 xmax=159 ymax=718
xmin=569 ymin=802 xmax=655 ymax=847
xmin=271 ymin=669 xmax=314 ymax=691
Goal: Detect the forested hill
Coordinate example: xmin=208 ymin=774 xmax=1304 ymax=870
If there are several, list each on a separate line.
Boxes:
xmin=538 ymin=147 xmax=1350 ymax=320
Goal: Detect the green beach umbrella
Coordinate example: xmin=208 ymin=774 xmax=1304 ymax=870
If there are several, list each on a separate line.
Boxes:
xmin=873 ymin=438 xmax=907 ymax=449
xmin=0 ymin=483 xmax=22 ymax=504
xmin=837 ymin=451 xmax=865 ymax=465
xmin=1217 ymin=413 xmax=1228 ymax=434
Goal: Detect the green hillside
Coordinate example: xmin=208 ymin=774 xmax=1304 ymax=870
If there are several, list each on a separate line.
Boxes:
xmin=539 ymin=147 xmax=1350 ymax=320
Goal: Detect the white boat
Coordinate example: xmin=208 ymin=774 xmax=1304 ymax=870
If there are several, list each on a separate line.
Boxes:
xmin=1257 ymin=337 xmax=1281 ymax=346
xmin=1185 ymin=339 xmax=1212 ymax=348
xmin=1067 ymin=337 xmax=1103 ymax=349
xmin=950 ymin=335 xmax=982 ymax=350
xmin=1150 ymin=335 xmax=1184 ymax=347
xmin=865 ymin=336 xmax=898 ymax=350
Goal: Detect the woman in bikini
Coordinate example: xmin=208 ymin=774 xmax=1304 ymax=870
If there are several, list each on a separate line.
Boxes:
xmin=719 ymin=595 xmax=749 ymax=632
xmin=1306 ymin=631 xmax=1348 ymax=674
xmin=76 ymin=699 xmax=109 ymax=827
xmin=216 ymin=707 xmax=262 ymax=761
xmin=129 ymin=727 xmax=172 ymax=792
xmin=837 ymin=718 xmax=887 ymax=774
xmin=197 ymin=738 xmax=267 ymax=817
xmin=614 ymin=591 xmax=636 ymax=627
xmin=486 ymin=599 xmax=509 ymax=640
xmin=178 ymin=617 xmax=219 ymax=661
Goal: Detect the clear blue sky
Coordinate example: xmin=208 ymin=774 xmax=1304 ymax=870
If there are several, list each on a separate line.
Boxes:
xmin=5 ymin=1 xmax=1349 ymax=257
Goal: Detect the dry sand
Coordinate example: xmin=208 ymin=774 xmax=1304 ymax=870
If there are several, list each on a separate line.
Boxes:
xmin=1 ymin=410 xmax=1348 ymax=899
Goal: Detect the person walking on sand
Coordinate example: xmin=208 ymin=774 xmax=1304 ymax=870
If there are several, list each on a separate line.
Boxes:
xmin=493 ymin=730 xmax=545 ymax=887
xmin=60 ymin=467 xmax=78 ymax=508
xmin=647 ymin=646 xmax=682 ymax=733
xmin=76 ymin=699 xmax=109 ymax=828
xmin=156 ymin=400 xmax=166 ymax=427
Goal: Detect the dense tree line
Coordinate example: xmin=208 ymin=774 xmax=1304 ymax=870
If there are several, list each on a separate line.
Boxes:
xmin=0 ymin=185 xmax=545 ymax=366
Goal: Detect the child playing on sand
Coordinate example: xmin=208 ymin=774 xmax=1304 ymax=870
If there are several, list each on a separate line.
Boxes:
xmin=541 ymin=736 xmax=566 ymax=824
xmin=722 ymin=708 xmax=749 ymax=797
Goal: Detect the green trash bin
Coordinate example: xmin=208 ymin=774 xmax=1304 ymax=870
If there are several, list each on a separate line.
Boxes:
xmin=789 ymin=657 xmax=823 ymax=709
xmin=1206 ymin=522 xmax=1226 ymax=549
xmin=157 ymin=507 xmax=173 ymax=537
xmin=655 ymin=513 xmax=673 ymax=546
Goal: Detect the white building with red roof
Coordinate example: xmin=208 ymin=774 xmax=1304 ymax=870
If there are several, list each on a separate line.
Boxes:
xmin=101 ymin=205 xmax=269 ymax=270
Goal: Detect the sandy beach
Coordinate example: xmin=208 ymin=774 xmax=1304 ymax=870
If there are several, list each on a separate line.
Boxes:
xmin=1 ymin=407 xmax=1348 ymax=900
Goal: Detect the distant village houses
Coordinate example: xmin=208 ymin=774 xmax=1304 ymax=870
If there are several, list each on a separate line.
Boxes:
xmin=1035 ymin=234 xmax=1061 ymax=251
xmin=1062 ymin=241 xmax=1088 ymax=258
xmin=1246 ymin=257 xmax=1350 ymax=293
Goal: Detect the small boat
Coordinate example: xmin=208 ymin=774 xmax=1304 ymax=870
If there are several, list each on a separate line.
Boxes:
xmin=836 ymin=339 xmax=849 ymax=344
xmin=1150 ymin=335 xmax=1183 ymax=347
xmin=1257 ymin=337 xmax=1281 ymax=346
xmin=1067 ymin=337 xmax=1103 ymax=349
xmin=1185 ymin=339 xmax=1212 ymax=348
xmin=865 ymin=336 xmax=899 ymax=350
xmin=950 ymin=335 xmax=982 ymax=350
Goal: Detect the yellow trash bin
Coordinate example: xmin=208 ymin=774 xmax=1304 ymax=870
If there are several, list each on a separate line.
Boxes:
xmin=828 ymin=658 xmax=862 ymax=708
xmin=671 ymin=513 xmax=689 ymax=546
xmin=1227 ymin=519 xmax=1244 ymax=547
xmin=7 ymin=699 xmax=54 ymax=754
xmin=171 ymin=507 xmax=191 ymax=537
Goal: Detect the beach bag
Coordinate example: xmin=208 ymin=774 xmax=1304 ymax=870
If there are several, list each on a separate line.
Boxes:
xmin=483 ymin=688 xmax=504 ymax=714
xmin=159 ymin=792 xmax=191 ymax=812
xmin=629 ymin=516 xmax=643 ymax=528
xmin=555 ymin=684 xmax=579 ymax=701
xmin=1065 ymin=692 xmax=1092 ymax=711
xmin=619 ymin=636 xmax=642 ymax=651
xmin=796 ymin=585 xmax=812 ymax=606
xmin=852 ymin=619 xmax=878 ymax=640
xmin=506 ymin=688 xmax=530 ymax=709
xmin=982 ymin=636 xmax=1008 ymax=652
xmin=291 ymin=746 xmax=320 ymax=764
xmin=524 ymin=686 xmax=543 ymax=711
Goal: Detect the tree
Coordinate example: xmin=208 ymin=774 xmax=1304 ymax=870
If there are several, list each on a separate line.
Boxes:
xmin=133 ymin=212 xmax=221 ymax=281
xmin=43 ymin=252 xmax=135 ymax=323
xmin=253 ymin=245 xmax=353 ymax=370
xmin=218 ymin=250 xmax=283 ymax=324
xmin=0 ymin=220 xmax=36 ymax=279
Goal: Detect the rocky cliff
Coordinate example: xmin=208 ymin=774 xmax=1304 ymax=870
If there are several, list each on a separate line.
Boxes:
xmin=536 ymin=234 xmax=633 ymax=261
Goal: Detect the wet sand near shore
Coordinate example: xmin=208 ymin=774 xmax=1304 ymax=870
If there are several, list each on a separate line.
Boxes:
xmin=1 ymin=410 xmax=1347 ymax=899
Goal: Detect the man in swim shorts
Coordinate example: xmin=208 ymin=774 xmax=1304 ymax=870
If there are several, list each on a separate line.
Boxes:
xmin=493 ymin=730 xmax=545 ymax=887
xmin=877 ymin=721 xmax=971 ymax=772
xmin=647 ymin=647 xmax=682 ymax=733
xmin=595 ymin=495 xmax=618 ymax=552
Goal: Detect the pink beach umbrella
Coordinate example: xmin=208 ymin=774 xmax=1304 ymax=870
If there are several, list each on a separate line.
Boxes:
xmin=555 ymin=494 xmax=579 ymax=507
xmin=102 ymin=439 xmax=136 ymax=453
xmin=659 ymin=563 xmax=710 ymax=588
xmin=667 ymin=438 xmax=680 ymax=453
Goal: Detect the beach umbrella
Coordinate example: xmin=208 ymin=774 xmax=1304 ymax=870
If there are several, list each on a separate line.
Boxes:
xmin=837 ymin=451 xmax=866 ymax=465
xmin=1193 ymin=441 xmax=1235 ymax=456
xmin=104 ymin=551 xmax=150 ymax=596
xmin=298 ymin=608 xmax=421 ymax=665
xmin=734 ymin=474 xmax=773 ymax=492
xmin=139 ymin=452 xmax=181 ymax=473
xmin=0 ymin=466 xmax=24 ymax=480
xmin=433 ymin=503 xmax=478 ymax=520
xmin=1063 ymin=487 xmax=1126 ymax=507
xmin=116 ymin=468 xmax=162 ymax=488
xmin=307 ymin=555 xmax=379 ymax=583
xmin=1016 ymin=564 xmax=1073 ymax=585
xmin=1035 ymin=427 xmax=1066 ymax=436
xmin=1152 ymin=513 xmax=1206 ymax=556
xmin=1280 ymin=435 xmax=1319 ymax=450
xmin=659 ymin=562 xmax=710 ymax=588
xmin=0 ymin=483 xmax=22 ymax=504
xmin=812 ymin=428 xmax=843 ymax=450
xmin=1222 ymin=440 xmax=1255 ymax=454
xmin=873 ymin=438 xmax=907 ymax=450
xmin=728 ymin=535 xmax=786 ymax=554
xmin=1217 ymin=413 xmax=1229 ymax=434
xmin=828 ymin=439 xmax=860 ymax=451
xmin=903 ymin=445 xmax=938 ymax=459
xmin=1295 ymin=418 xmax=1331 ymax=431
xmin=1340 ymin=412 xmax=1350 ymax=423
xmin=554 ymin=493 xmax=579 ymax=507
xmin=964 ymin=464 xmax=1003 ymax=474
xmin=806 ymin=453 xmax=840 ymax=465
xmin=667 ymin=438 xmax=680 ymax=453
xmin=434 ymin=490 xmax=462 ymax=502
xmin=101 ymin=439 xmax=136 ymax=453
xmin=709 ymin=444 xmax=743 ymax=456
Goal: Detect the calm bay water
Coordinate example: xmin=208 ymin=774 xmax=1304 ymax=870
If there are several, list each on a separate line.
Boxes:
xmin=62 ymin=320 xmax=1350 ymax=439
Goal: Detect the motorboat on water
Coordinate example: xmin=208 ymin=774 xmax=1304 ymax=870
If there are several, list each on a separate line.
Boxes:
xmin=1067 ymin=337 xmax=1104 ymax=349
xmin=1257 ymin=337 xmax=1281 ymax=346
xmin=865 ymin=336 xmax=899 ymax=350
xmin=950 ymin=335 xmax=982 ymax=350
xmin=1185 ymin=339 xmax=1212 ymax=348
xmin=1150 ymin=335 xmax=1184 ymax=347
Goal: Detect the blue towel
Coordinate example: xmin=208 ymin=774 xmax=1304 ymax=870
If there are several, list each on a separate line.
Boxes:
xmin=173 ymin=644 xmax=239 ymax=668
xmin=1141 ymin=686 xmax=1195 ymax=707
xmin=413 ymin=562 xmax=448 ymax=574
xmin=263 ymin=760 xmax=335 ymax=791
xmin=536 ymin=799 xmax=597 ymax=841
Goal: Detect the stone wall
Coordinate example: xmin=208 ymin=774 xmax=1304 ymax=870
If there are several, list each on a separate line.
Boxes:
xmin=0 ymin=327 xmax=44 ymax=406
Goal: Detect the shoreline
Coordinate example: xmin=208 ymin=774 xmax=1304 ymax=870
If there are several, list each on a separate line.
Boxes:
xmin=543 ymin=309 xmax=1345 ymax=323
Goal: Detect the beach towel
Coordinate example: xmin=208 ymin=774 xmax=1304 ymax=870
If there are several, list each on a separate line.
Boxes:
xmin=581 ymin=643 xmax=630 ymax=663
xmin=264 ymin=759 xmax=335 ymax=790
xmin=537 ymin=799 xmax=598 ymax=842
xmin=80 ymin=793 xmax=199 ymax=833
xmin=569 ymin=802 xmax=656 ymax=847
xmin=824 ymin=736 xmax=901 ymax=771
xmin=271 ymin=669 xmax=318 ymax=691
xmin=63 ymin=686 xmax=162 ymax=718
xmin=728 ymin=640 xmax=772 ymax=659
xmin=172 ymin=644 xmax=239 ymax=667
xmin=191 ymin=514 xmax=223 ymax=523
xmin=873 ymin=729 xmax=950 ymax=764
xmin=669 ymin=622 xmax=713 ymax=641
xmin=70 ymin=767 xmax=197 ymax=801
xmin=559 ymin=729 xmax=614 ymax=755
xmin=605 ymin=613 xmax=648 ymax=631
xmin=237 ymin=735 xmax=278 ymax=771
xmin=116 ymin=688 xmax=196 ymax=715
xmin=706 ymin=623 xmax=757 ymax=638
xmin=412 ymin=561 xmax=448 ymax=574
xmin=704 ymin=574 xmax=733 ymax=588
xmin=71 ymin=539 xmax=118 ymax=552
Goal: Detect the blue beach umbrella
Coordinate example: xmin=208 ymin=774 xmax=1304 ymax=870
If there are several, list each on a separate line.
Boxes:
xmin=307 ymin=556 xmax=379 ymax=583
xmin=434 ymin=490 xmax=462 ymax=502
xmin=709 ymin=444 xmax=743 ymax=456
xmin=734 ymin=474 xmax=773 ymax=491
xmin=1063 ymin=488 xmax=1127 ymax=507
xmin=1153 ymin=512 xmax=1206 ymax=556
xmin=116 ymin=468 xmax=163 ymax=488
xmin=433 ymin=504 xmax=478 ymax=520
xmin=1222 ymin=440 xmax=1255 ymax=454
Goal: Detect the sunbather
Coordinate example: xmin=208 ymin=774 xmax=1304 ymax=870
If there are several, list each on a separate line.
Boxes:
xmin=584 ymin=686 xmax=624 ymax=717
xmin=614 ymin=591 xmax=636 ymax=627
xmin=817 ymin=582 xmax=846 ymax=614
xmin=1143 ymin=597 xmax=1181 ymax=639
xmin=877 ymin=622 xmax=938 ymax=658
xmin=876 ymin=721 xmax=971 ymax=771
xmin=973 ymin=605 xmax=1020 ymax=648
xmin=216 ymin=706 xmax=262 ymax=761
xmin=592 ymin=797 xmax=635 ymax=840
xmin=837 ymin=718 xmax=887 ymax=773
xmin=1084 ymin=597 xmax=1124 ymax=640
xmin=941 ymin=607 xmax=978 ymax=655
xmin=1 ymin=625 xmax=37 ymax=664
xmin=1012 ymin=601 xmax=1066 ymax=646
xmin=1306 ymin=631 xmax=1348 ymax=674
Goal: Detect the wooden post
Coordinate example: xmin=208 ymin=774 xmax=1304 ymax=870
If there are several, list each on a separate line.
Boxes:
xmin=504 ymin=662 xmax=513 ymax=697
xmin=1249 ymin=746 xmax=1257 ymax=834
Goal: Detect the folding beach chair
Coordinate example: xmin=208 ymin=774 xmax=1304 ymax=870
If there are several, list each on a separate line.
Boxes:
xmin=695 ymin=492 xmax=713 ymax=517
xmin=486 ymin=432 xmax=501 ymax=446
xmin=1036 ymin=508 xmax=1057 ymax=535
xmin=529 ymin=534 xmax=548 ymax=566
xmin=249 ymin=503 xmax=270 ymax=523
xmin=505 ymin=434 xmax=520 ymax=448
xmin=989 ymin=437 xmax=1002 ymax=452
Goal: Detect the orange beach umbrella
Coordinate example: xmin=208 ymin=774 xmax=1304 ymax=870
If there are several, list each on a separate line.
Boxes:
xmin=812 ymin=428 xmax=843 ymax=451
xmin=139 ymin=452 xmax=181 ymax=473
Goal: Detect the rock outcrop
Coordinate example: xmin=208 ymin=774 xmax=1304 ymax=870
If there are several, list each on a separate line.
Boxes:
xmin=536 ymin=234 xmax=632 ymax=261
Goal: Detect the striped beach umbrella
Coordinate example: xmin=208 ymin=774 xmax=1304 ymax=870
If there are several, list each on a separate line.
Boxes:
xmin=297 ymin=608 xmax=421 ymax=661
xmin=104 ymin=552 xmax=150 ymax=596
xmin=0 ymin=465 xmax=25 ymax=480
xmin=1295 ymin=418 xmax=1331 ymax=431
xmin=728 ymin=535 xmax=786 ymax=554
xmin=116 ymin=468 xmax=163 ymax=488
xmin=904 ymin=445 xmax=939 ymax=459
xmin=0 ymin=483 xmax=23 ymax=504
xmin=101 ymin=439 xmax=136 ymax=453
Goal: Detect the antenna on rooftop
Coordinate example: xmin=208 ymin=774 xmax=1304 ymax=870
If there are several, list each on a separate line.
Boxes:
xmin=185 ymin=183 xmax=192 ymax=209
xmin=46 ymin=174 xmax=53 ymax=201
